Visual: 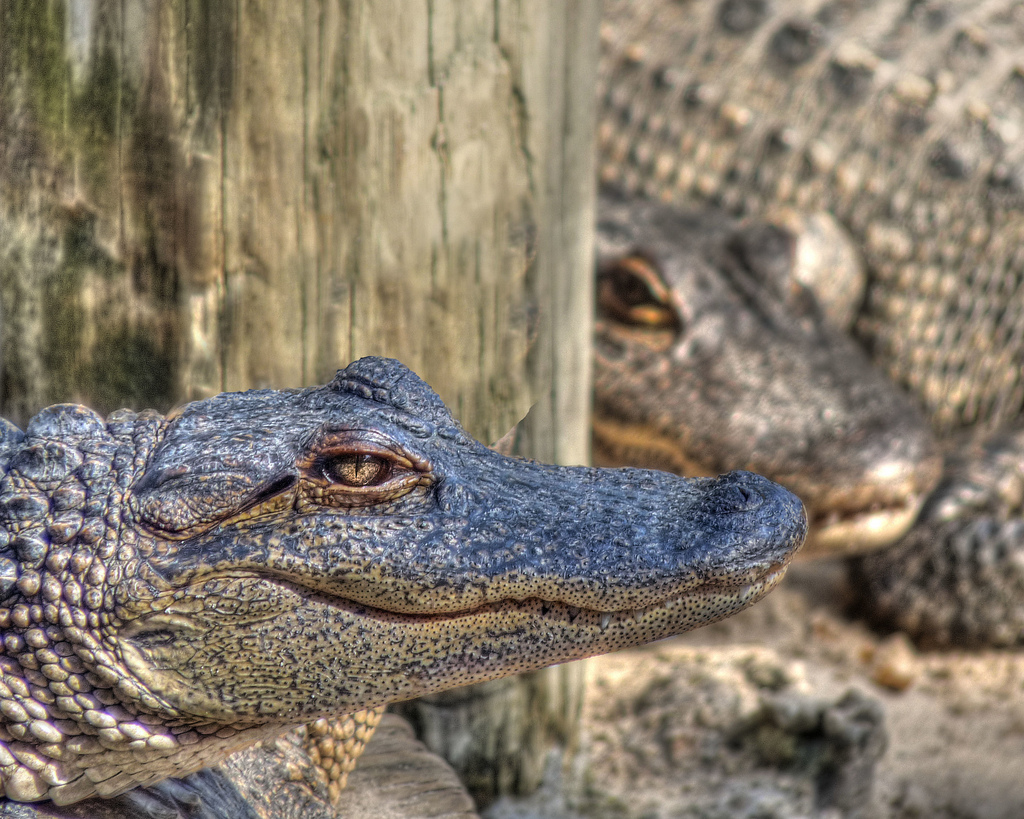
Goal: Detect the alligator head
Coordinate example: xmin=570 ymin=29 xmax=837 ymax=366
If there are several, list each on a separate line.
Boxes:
xmin=593 ymin=195 xmax=941 ymax=556
xmin=0 ymin=357 xmax=805 ymax=804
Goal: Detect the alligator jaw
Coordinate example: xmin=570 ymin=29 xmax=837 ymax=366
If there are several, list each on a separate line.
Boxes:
xmin=86 ymin=559 xmax=792 ymax=805
xmin=806 ymin=500 xmax=927 ymax=557
xmin=373 ymin=562 xmax=793 ymax=693
xmin=123 ymin=553 xmax=795 ymax=722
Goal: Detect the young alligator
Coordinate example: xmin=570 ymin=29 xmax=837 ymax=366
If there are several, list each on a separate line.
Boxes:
xmin=0 ymin=357 xmax=806 ymax=814
xmin=596 ymin=0 xmax=1024 ymax=645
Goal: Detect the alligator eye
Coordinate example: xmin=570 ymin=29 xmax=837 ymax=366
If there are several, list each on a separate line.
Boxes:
xmin=300 ymin=431 xmax=432 ymax=509
xmin=320 ymin=453 xmax=393 ymax=487
xmin=598 ymin=255 xmax=679 ymax=329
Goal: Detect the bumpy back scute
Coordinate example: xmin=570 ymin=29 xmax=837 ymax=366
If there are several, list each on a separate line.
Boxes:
xmin=24 ymin=405 xmax=108 ymax=442
xmin=331 ymin=357 xmax=462 ymax=436
xmin=0 ymin=406 xmax=116 ymax=604
xmin=0 ymin=405 xmax=149 ymax=802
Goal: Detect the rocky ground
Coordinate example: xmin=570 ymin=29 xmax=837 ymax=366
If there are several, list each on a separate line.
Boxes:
xmin=486 ymin=561 xmax=1024 ymax=819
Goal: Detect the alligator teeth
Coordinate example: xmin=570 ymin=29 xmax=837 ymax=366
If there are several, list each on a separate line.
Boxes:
xmin=632 ymin=609 xmax=642 ymax=623
xmin=739 ymin=584 xmax=752 ymax=600
xmin=600 ymin=613 xmax=612 ymax=632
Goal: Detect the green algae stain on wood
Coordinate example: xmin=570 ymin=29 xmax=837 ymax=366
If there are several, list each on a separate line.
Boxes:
xmin=87 ymin=330 xmax=175 ymax=414
xmin=40 ymin=257 xmax=86 ymax=407
xmin=40 ymin=212 xmax=176 ymax=417
xmin=2 ymin=0 xmax=69 ymax=153
xmin=70 ymin=43 xmax=123 ymax=195
xmin=0 ymin=1 xmax=181 ymax=417
xmin=3 ymin=0 xmax=136 ymax=203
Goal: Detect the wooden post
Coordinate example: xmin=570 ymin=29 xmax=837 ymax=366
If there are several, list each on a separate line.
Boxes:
xmin=390 ymin=4 xmax=600 ymax=803
xmin=0 ymin=0 xmax=597 ymax=808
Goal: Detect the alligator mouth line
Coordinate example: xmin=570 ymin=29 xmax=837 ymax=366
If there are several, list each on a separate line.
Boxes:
xmin=273 ymin=562 xmax=794 ymax=633
xmin=548 ymin=564 xmax=790 ymax=632
xmin=146 ymin=562 xmax=792 ymax=639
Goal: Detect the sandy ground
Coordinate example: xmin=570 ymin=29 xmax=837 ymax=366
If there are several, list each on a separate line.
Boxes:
xmin=486 ymin=561 xmax=1024 ymax=819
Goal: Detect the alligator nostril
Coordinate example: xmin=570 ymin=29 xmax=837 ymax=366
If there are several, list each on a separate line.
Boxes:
xmin=705 ymin=477 xmax=765 ymax=514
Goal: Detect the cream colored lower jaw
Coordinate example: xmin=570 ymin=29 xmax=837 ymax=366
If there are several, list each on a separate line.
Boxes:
xmin=803 ymin=498 xmax=924 ymax=558
xmin=595 ymin=566 xmax=790 ymax=634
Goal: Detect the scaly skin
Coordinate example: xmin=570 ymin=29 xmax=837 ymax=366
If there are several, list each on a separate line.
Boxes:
xmin=852 ymin=427 xmax=1024 ymax=646
xmin=0 ymin=357 xmax=806 ymax=811
xmin=598 ymin=0 xmax=1024 ymax=434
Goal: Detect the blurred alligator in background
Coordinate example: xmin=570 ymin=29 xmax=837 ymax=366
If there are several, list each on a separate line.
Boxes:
xmin=595 ymin=0 xmax=1024 ymax=646
xmin=0 ymin=356 xmax=805 ymax=816
xmin=594 ymin=194 xmax=941 ymax=558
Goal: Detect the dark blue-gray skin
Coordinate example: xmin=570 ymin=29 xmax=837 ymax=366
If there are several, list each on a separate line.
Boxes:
xmin=0 ymin=357 xmax=805 ymax=811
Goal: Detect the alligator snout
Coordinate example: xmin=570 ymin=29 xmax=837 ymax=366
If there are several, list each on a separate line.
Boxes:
xmin=699 ymin=471 xmax=766 ymax=514
xmin=692 ymin=471 xmax=807 ymax=571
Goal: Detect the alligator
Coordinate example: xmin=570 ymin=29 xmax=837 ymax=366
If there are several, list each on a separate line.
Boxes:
xmin=0 ymin=356 xmax=806 ymax=815
xmin=595 ymin=0 xmax=1024 ymax=645
xmin=594 ymin=193 xmax=942 ymax=558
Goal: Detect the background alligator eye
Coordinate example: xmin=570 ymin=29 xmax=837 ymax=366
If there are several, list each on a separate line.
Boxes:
xmin=598 ymin=255 xmax=679 ymax=329
xmin=320 ymin=453 xmax=393 ymax=486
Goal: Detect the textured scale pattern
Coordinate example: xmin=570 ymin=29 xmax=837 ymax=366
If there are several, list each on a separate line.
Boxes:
xmin=0 ymin=407 xmax=294 ymax=804
xmin=0 ymin=404 xmax=390 ymax=807
xmin=854 ymin=428 xmax=1024 ymax=646
xmin=0 ymin=407 xmax=163 ymax=803
xmin=304 ymin=709 xmax=384 ymax=803
xmin=599 ymin=0 xmax=1024 ymax=433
